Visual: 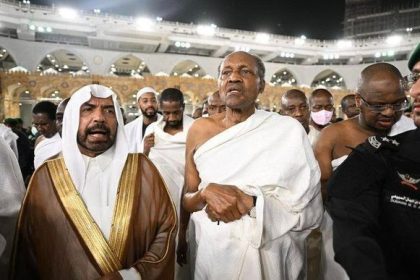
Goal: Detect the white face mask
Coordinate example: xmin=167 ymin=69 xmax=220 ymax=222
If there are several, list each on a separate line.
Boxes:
xmin=31 ymin=126 xmax=38 ymax=135
xmin=311 ymin=110 xmax=333 ymax=126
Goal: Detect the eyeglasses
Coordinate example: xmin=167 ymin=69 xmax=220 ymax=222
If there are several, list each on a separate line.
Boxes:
xmin=402 ymin=72 xmax=420 ymax=90
xmin=359 ymin=95 xmax=410 ymax=112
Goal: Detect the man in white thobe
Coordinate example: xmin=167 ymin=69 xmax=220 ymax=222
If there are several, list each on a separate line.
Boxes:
xmin=125 ymin=87 xmax=162 ymax=152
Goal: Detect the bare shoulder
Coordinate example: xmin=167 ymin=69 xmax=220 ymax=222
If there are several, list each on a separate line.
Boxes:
xmin=187 ymin=115 xmax=225 ymax=149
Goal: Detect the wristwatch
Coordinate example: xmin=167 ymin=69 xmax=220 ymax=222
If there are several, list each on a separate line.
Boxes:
xmin=248 ymin=196 xmax=257 ymax=218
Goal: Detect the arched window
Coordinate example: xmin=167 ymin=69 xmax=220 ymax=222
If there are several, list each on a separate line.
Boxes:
xmin=171 ymin=60 xmax=206 ymax=78
xmin=37 ymin=49 xmax=89 ymax=74
xmin=109 ymin=55 xmax=151 ymax=77
xmin=0 ymin=47 xmax=17 ymax=71
xmin=311 ymin=70 xmax=346 ymax=89
xmin=270 ymin=69 xmax=298 ymax=86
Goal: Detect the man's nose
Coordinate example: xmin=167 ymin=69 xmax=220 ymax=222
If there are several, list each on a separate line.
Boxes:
xmin=410 ymin=79 xmax=420 ymax=100
xmin=380 ymin=106 xmax=396 ymax=116
xmin=92 ymin=109 xmax=105 ymax=122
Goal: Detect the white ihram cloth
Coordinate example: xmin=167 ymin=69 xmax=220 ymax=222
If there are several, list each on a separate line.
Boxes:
xmin=0 ymin=137 xmax=25 ymax=278
xmin=33 ymin=132 xmax=62 ymax=169
xmin=125 ymin=114 xmax=162 ymax=153
xmin=0 ymin=124 xmax=18 ymax=158
xmin=190 ymin=111 xmax=323 ymax=280
xmin=62 ymin=85 xmax=138 ymax=280
xmin=144 ymin=114 xmax=194 ymax=280
xmin=144 ymin=114 xmax=194 ymax=212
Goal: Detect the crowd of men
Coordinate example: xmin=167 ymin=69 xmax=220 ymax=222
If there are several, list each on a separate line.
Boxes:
xmin=0 ymin=43 xmax=419 ymax=280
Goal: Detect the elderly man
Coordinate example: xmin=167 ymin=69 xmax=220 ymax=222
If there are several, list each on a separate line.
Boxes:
xmin=0 ymin=137 xmax=25 ymax=278
xmin=125 ymin=87 xmax=161 ymax=152
xmin=281 ymin=89 xmax=320 ymax=146
xmin=207 ymin=91 xmax=226 ymax=116
xmin=32 ymin=101 xmax=61 ymax=169
xmin=340 ymin=94 xmax=359 ymax=119
xmin=327 ymin=44 xmax=420 ymax=279
xmin=179 ymin=51 xmax=322 ymax=279
xmin=11 ymin=85 xmax=176 ymax=280
xmin=309 ymin=89 xmax=335 ymax=131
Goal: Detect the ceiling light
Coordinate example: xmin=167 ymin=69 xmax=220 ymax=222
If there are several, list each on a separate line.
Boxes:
xmin=336 ymin=40 xmax=353 ymax=49
xmin=136 ymin=17 xmax=154 ymax=32
xmin=294 ymin=35 xmax=306 ymax=46
xmin=255 ymin=33 xmax=270 ymax=43
xmin=197 ymin=24 xmax=217 ymax=36
xmin=58 ymin=7 xmax=78 ymax=20
xmin=386 ymin=35 xmax=402 ymax=46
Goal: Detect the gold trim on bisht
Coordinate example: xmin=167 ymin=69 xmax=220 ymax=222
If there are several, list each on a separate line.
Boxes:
xmin=109 ymin=153 xmax=139 ymax=261
xmin=48 ymin=158 xmax=123 ymax=274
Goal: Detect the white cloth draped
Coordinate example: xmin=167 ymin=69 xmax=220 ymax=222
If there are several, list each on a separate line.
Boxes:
xmin=0 ymin=137 xmax=25 ymax=277
xmin=125 ymin=114 xmax=162 ymax=153
xmin=144 ymin=114 xmax=194 ymax=280
xmin=389 ymin=114 xmax=416 ymax=136
xmin=34 ymin=132 xmax=62 ymax=169
xmin=308 ymin=125 xmax=320 ymax=148
xmin=0 ymin=124 xmax=18 ymax=158
xmin=144 ymin=114 xmax=194 ymax=212
xmin=190 ymin=110 xmax=323 ymax=280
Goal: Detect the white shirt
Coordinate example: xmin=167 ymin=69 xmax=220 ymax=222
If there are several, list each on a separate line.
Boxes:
xmin=81 ymin=148 xmax=140 ymax=280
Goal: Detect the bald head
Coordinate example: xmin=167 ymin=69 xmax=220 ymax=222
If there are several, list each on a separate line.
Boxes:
xmin=282 ymin=89 xmax=310 ymax=131
xmin=341 ymin=94 xmax=359 ymax=118
xmin=357 ymin=63 xmax=404 ymax=98
xmin=281 ymin=89 xmax=307 ymax=108
xmin=355 ymin=62 xmax=407 ymax=133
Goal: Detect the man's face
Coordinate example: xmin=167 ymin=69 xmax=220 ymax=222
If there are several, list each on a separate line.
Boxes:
xmin=343 ymin=98 xmax=359 ymax=118
xmin=32 ymin=113 xmax=56 ymax=138
xmin=283 ymin=97 xmax=310 ymax=127
xmin=310 ymin=95 xmax=334 ymax=113
xmin=218 ymin=52 xmax=265 ymax=110
xmin=138 ymin=92 xmax=158 ymax=118
xmin=410 ymin=61 xmax=420 ymax=127
xmin=356 ymin=73 xmax=406 ymax=132
xmin=77 ymin=96 xmax=118 ymax=157
xmin=207 ymin=94 xmax=226 ymax=116
xmin=161 ymin=100 xmax=184 ymax=129
xmin=56 ymin=103 xmax=66 ymax=135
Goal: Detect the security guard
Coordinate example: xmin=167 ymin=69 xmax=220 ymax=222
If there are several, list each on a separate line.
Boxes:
xmin=327 ymin=43 xmax=420 ymax=280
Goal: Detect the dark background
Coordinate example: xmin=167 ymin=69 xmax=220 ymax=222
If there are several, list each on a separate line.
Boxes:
xmin=30 ymin=0 xmax=345 ymax=40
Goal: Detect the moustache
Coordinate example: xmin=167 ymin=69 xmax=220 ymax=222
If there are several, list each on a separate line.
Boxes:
xmin=86 ymin=124 xmax=110 ymax=135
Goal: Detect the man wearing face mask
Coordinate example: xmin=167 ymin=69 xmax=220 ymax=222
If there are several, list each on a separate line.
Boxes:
xmin=313 ymin=62 xmax=416 ymax=280
xmin=309 ymin=89 xmax=335 ymax=131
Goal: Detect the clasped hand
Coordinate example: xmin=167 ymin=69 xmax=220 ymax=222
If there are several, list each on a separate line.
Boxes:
xmin=201 ymin=183 xmax=253 ymax=223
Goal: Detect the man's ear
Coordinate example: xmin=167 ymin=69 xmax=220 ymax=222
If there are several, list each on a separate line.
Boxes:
xmin=258 ymin=79 xmax=266 ymax=94
xmin=354 ymin=93 xmax=362 ymax=108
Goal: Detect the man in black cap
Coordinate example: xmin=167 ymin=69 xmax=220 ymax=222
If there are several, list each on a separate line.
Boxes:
xmin=327 ymin=43 xmax=420 ymax=279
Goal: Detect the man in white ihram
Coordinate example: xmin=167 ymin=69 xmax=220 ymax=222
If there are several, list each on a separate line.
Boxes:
xmin=179 ymin=51 xmax=323 ymax=279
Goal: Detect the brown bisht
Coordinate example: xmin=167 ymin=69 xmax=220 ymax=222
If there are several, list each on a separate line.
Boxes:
xmin=10 ymin=153 xmax=177 ymax=280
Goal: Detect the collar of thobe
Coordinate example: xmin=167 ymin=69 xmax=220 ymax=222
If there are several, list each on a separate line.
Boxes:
xmin=82 ymin=146 xmax=114 ymax=172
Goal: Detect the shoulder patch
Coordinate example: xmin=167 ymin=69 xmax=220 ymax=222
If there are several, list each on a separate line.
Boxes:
xmin=366 ymin=135 xmax=399 ymax=151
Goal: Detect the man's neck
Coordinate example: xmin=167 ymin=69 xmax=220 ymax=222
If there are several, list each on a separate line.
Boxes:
xmin=223 ymin=107 xmax=255 ymax=128
xmin=164 ymin=122 xmax=183 ymax=136
xmin=143 ymin=115 xmax=158 ymax=125
xmin=309 ymin=120 xmax=326 ymax=131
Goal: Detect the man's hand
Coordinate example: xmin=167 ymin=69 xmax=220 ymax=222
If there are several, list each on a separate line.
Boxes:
xmin=201 ymin=183 xmax=253 ymax=223
xmin=143 ymin=133 xmax=155 ymax=155
xmin=176 ymin=229 xmax=188 ymax=266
